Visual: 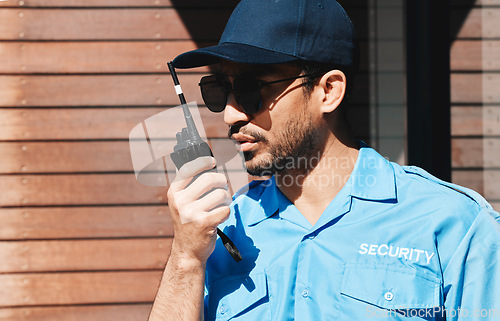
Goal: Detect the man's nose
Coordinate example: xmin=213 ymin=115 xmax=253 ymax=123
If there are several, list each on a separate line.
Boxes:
xmin=223 ymin=93 xmax=251 ymax=126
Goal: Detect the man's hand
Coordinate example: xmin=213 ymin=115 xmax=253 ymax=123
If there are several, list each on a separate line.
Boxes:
xmin=148 ymin=156 xmax=231 ymax=321
xmin=167 ymin=156 xmax=232 ymax=264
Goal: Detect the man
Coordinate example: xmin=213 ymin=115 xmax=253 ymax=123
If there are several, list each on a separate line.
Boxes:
xmin=148 ymin=0 xmax=500 ymax=320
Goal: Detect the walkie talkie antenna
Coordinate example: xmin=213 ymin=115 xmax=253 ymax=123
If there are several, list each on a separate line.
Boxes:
xmin=166 ymin=61 xmax=242 ymax=262
xmin=167 ymin=61 xmax=202 ymax=142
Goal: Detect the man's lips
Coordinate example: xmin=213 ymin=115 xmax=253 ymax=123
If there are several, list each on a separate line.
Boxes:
xmin=231 ymin=133 xmax=258 ymax=152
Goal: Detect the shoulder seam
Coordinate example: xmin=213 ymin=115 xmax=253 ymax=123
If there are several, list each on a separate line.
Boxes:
xmin=402 ymin=166 xmax=481 ymax=209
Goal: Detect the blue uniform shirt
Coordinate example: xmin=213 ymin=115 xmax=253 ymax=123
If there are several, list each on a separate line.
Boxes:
xmin=204 ymin=145 xmax=500 ymax=320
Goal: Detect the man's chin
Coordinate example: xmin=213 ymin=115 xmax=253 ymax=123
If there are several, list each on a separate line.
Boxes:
xmin=243 ymin=155 xmax=275 ymax=177
xmin=246 ymin=167 xmax=274 ymax=177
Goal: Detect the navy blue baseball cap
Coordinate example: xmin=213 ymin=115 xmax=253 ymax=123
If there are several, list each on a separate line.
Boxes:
xmin=172 ymin=0 xmax=356 ymax=69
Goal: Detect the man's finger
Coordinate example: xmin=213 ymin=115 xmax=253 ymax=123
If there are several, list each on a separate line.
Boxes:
xmin=183 ymin=173 xmax=228 ymax=200
xmin=206 ymin=206 xmax=231 ymax=226
xmin=172 ymin=156 xmax=216 ymax=189
xmin=196 ymin=188 xmax=232 ymax=211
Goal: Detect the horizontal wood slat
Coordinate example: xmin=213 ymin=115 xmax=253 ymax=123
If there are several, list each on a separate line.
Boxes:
xmin=452 ymin=170 xmax=500 ymax=199
xmin=451 ymin=106 xmax=500 ymax=136
xmin=0 ymin=304 xmax=152 ymax=321
xmin=451 ymin=73 xmax=500 ymax=103
xmin=451 ymin=40 xmax=500 ymax=70
xmin=452 ymin=8 xmax=500 ymax=39
xmin=452 ymin=0 xmax=500 ymax=5
xmin=452 ymin=138 xmax=500 ymax=168
xmin=0 ymin=74 xmax=372 ymax=107
xmin=0 ymin=173 xmax=254 ymax=206
xmin=0 ymin=141 xmax=135 ymax=173
xmin=0 ymin=105 xmax=372 ymax=142
xmin=0 ymin=8 xmax=370 ymax=41
xmin=0 ymin=41 xmax=213 ymax=74
xmin=0 ymin=0 xmax=236 ymax=7
xmin=0 ymin=41 xmax=385 ymax=74
xmin=0 ymin=74 xmax=204 ymax=107
xmin=0 ymin=271 xmax=162 ymax=307
xmin=0 ymin=9 xmax=230 ymax=41
xmin=0 ymin=140 xmax=246 ymax=173
xmin=0 ymin=174 xmax=167 ymax=206
xmin=0 ymin=107 xmax=225 ymax=140
xmin=0 ymin=238 xmax=171 ymax=273
xmin=0 ymin=206 xmax=171 ymax=240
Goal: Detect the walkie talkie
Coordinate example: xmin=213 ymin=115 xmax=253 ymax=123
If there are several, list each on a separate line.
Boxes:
xmin=167 ymin=61 xmax=242 ymax=262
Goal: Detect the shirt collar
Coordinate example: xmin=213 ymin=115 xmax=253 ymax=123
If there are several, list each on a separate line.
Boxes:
xmin=245 ymin=144 xmax=397 ymax=226
xmin=347 ymin=143 xmax=397 ymax=201
xmin=236 ymin=178 xmax=279 ymax=227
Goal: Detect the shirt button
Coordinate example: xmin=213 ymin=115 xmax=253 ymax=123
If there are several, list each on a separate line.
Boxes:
xmin=219 ymin=304 xmax=226 ymax=315
xmin=301 ymin=289 xmax=309 ymax=298
xmin=384 ymin=291 xmax=394 ymax=301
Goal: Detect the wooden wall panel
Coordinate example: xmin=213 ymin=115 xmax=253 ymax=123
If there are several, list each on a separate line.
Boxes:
xmin=0 ymin=141 xmax=136 ymax=173
xmin=0 ymin=174 xmax=167 ymax=206
xmin=0 ymin=304 xmax=152 ymax=321
xmin=452 ymin=170 xmax=500 ymax=199
xmin=452 ymin=8 xmax=500 ymax=39
xmin=0 ymin=41 xmax=213 ymax=74
xmin=0 ymin=108 xmax=226 ymax=140
xmin=450 ymin=2 xmax=500 ymax=209
xmin=0 ymin=206 xmax=171 ymax=240
xmin=0 ymin=74 xmax=372 ymax=107
xmin=0 ymin=0 xmax=236 ymax=7
xmin=0 ymin=75 xmax=203 ymax=107
xmin=0 ymin=1 xmax=240 ymax=318
xmin=452 ymin=0 xmax=500 ymax=4
xmin=451 ymin=106 xmax=500 ymax=136
xmin=0 ymin=271 xmax=162 ymax=306
xmin=0 ymin=238 xmax=171 ymax=273
xmin=0 ymin=140 xmax=246 ymax=173
xmin=452 ymin=138 xmax=500 ymax=168
xmin=451 ymin=40 xmax=500 ymax=71
xmin=0 ymin=9 xmax=231 ymax=41
xmin=450 ymin=73 xmax=500 ymax=103
xmin=0 ymin=7 xmax=369 ymax=40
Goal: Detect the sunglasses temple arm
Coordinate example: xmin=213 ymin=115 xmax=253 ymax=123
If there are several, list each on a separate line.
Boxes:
xmin=167 ymin=61 xmax=201 ymax=141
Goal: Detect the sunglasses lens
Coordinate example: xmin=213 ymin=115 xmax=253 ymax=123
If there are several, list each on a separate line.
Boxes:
xmin=199 ymin=76 xmax=228 ymax=112
xmin=234 ymin=77 xmax=262 ymax=114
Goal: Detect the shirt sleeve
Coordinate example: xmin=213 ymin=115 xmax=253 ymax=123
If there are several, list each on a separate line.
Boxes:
xmin=442 ymin=208 xmax=500 ymax=320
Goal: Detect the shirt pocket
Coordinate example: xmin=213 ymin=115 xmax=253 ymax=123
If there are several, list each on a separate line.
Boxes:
xmin=207 ymin=272 xmax=270 ymax=321
xmin=339 ymin=265 xmax=443 ymax=320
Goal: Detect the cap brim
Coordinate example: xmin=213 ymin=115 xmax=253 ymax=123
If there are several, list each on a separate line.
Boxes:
xmin=172 ymin=42 xmax=298 ymax=69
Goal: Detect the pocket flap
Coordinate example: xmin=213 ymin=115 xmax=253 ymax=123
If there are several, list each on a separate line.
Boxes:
xmin=341 ymin=265 xmax=442 ymax=310
xmin=209 ymin=272 xmax=267 ymax=320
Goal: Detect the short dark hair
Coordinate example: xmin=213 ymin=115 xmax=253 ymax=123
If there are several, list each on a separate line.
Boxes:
xmin=296 ymin=40 xmax=359 ymax=108
xmin=297 ymin=60 xmax=356 ymax=107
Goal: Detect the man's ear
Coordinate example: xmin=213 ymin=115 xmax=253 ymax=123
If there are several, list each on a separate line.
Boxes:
xmin=317 ymin=70 xmax=346 ymax=114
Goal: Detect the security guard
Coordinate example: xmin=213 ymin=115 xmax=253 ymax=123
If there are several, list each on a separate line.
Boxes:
xmin=148 ymin=0 xmax=500 ymax=320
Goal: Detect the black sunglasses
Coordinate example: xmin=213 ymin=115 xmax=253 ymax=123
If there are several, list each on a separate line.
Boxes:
xmin=198 ymin=73 xmax=323 ymax=114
